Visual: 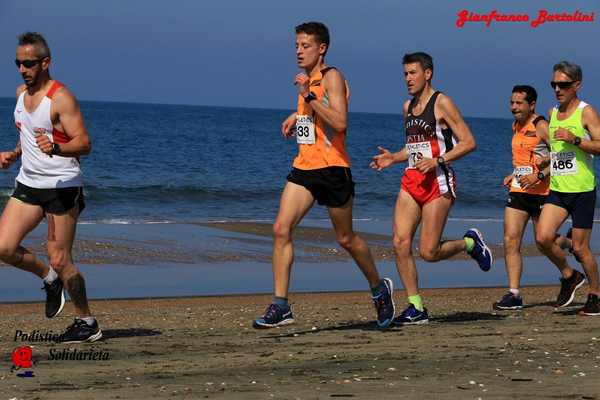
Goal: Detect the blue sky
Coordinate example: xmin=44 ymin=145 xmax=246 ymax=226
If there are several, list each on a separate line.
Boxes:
xmin=0 ymin=0 xmax=598 ymax=117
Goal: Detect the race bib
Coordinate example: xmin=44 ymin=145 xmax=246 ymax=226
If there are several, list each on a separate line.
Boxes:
xmin=406 ymin=141 xmax=433 ymax=168
xmin=511 ymin=166 xmax=534 ymax=189
xmin=550 ymin=151 xmax=577 ymax=176
xmin=295 ymin=115 xmax=315 ymax=145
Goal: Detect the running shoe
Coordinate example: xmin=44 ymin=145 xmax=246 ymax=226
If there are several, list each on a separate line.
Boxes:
xmin=464 ymin=228 xmax=493 ymax=271
xmin=555 ymin=269 xmax=586 ymax=308
xmin=372 ymin=278 xmax=395 ymax=328
xmin=493 ymin=292 xmax=523 ymax=310
xmin=252 ymin=303 xmax=294 ymax=329
xmin=579 ymin=294 xmax=600 ymax=316
xmin=394 ymin=304 xmax=429 ymax=325
xmin=58 ymin=318 xmax=103 ymax=343
xmin=565 ymin=228 xmax=582 ymax=263
xmin=42 ymin=278 xmax=65 ymax=318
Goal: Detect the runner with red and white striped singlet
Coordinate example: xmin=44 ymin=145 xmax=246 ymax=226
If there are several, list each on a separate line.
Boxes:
xmin=0 ymin=32 xmax=101 ymax=343
xmin=370 ymin=52 xmax=492 ymax=325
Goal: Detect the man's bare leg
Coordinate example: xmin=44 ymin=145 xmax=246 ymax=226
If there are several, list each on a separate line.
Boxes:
xmin=535 ymin=204 xmax=573 ymax=277
xmin=503 ymin=208 xmax=530 ymax=291
xmin=0 ymin=198 xmax=48 ymax=277
xmin=327 ymin=196 xmax=379 ymax=287
xmin=392 ymin=190 xmax=422 ymax=298
xmin=47 ymin=206 xmax=91 ymax=317
xmin=570 ymin=228 xmax=600 ymax=296
xmin=271 ymin=182 xmax=315 ymax=298
xmin=328 ymin=197 xmax=396 ymax=327
xmin=418 ymin=195 xmax=466 ymax=262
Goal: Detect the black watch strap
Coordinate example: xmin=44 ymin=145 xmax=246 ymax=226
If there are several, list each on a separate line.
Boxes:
xmin=51 ymin=143 xmax=61 ymax=155
xmin=537 ymin=171 xmax=545 ymax=180
xmin=437 ymin=156 xmax=446 ymax=166
xmin=304 ymin=92 xmax=317 ymax=103
xmin=573 ymin=137 xmax=582 ymax=146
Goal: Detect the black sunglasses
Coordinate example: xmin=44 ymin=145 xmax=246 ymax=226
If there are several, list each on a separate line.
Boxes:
xmin=14 ymin=59 xmax=43 ymax=68
xmin=550 ymin=81 xmax=575 ymax=90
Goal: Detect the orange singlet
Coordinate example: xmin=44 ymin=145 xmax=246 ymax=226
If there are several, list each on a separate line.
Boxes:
xmin=292 ymin=67 xmax=351 ymax=170
xmin=510 ymin=116 xmax=549 ymax=196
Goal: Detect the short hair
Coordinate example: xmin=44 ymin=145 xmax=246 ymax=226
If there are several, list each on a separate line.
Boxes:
xmin=553 ymin=61 xmax=582 ymax=82
xmin=295 ymin=22 xmax=330 ymax=50
xmin=18 ymin=32 xmax=51 ymax=59
xmin=512 ymin=85 xmax=538 ymax=104
xmin=403 ymin=52 xmax=434 ymax=78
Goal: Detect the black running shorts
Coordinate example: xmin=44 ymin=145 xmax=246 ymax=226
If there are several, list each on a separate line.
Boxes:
xmin=505 ymin=192 xmax=547 ymax=217
xmin=287 ymin=167 xmax=355 ymax=207
xmin=545 ymin=189 xmax=596 ymax=229
xmin=12 ymin=181 xmax=85 ymax=215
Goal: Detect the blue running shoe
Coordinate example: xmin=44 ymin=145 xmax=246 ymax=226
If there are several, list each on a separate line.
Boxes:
xmin=372 ymin=278 xmax=395 ymax=328
xmin=493 ymin=292 xmax=523 ymax=310
xmin=253 ymin=303 xmax=294 ymax=329
xmin=464 ymin=228 xmax=493 ymax=271
xmin=394 ymin=304 xmax=429 ymax=326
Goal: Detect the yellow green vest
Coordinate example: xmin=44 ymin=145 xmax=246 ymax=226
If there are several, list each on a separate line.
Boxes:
xmin=549 ymin=101 xmax=595 ymax=192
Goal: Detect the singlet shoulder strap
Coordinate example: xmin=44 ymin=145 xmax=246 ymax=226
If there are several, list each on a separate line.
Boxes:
xmin=321 ymin=66 xmax=337 ymax=76
xmin=46 ymin=81 xmax=64 ymax=99
xmin=532 ymin=115 xmax=546 ymax=126
xmin=425 ymin=91 xmax=442 ymax=113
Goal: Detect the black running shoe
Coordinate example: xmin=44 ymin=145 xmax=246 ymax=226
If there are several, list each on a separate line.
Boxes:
xmin=42 ymin=279 xmax=65 ymax=318
xmin=556 ymin=269 xmax=586 ymax=308
xmin=58 ymin=318 xmax=103 ymax=344
xmin=493 ymin=292 xmax=523 ymax=310
xmin=579 ymin=294 xmax=600 ymax=316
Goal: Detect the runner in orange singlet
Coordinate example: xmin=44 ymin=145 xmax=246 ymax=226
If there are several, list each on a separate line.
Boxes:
xmin=253 ymin=22 xmax=395 ymax=329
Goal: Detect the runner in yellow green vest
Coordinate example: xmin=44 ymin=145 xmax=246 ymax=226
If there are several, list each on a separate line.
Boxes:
xmin=535 ymin=61 xmax=600 ymax=316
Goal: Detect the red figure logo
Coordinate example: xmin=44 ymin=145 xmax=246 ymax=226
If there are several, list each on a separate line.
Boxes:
xmin=12 ymin=346 xmax=33 ymax=369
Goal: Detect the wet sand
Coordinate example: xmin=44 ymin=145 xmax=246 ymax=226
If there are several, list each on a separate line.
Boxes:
xmin=1 ymin=287 xmax=599 ymax=399
xmin=0 ymin=221 xmax=589 ymax=267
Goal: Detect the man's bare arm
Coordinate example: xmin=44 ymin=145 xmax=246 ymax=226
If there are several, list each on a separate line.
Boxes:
xmin=50 ymin=88 xmax=92 ymax=156
xmin=308 ymin=69 xmax=347 ymax=132
xmin=436 ymin=94 xmax=476 ymax=163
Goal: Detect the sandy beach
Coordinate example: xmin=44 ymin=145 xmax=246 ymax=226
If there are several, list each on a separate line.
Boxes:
xmin=1 ymin=286 xmax=599 ymax=399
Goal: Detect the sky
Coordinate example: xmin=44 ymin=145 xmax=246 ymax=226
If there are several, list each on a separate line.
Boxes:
xmin=0 ymin=0 xmax=598 ymax=118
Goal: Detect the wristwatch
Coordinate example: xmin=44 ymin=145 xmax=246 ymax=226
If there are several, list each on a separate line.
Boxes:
xmin=537 ymin=171 xmax=545 ymax=180
xmin=50 ymin=143 xmax=61 ymax=155
xmin=573 ymin=137 xmax=582 ymax=146
xmin=303 ymin=92 xmax=317 ymax=103
xmin=437 ymin=156 xmax=446 ymax=166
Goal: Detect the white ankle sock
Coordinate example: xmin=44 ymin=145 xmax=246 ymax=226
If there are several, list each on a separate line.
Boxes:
xmin=43 ymin=267 xmax=58 ymax=284
xmin=509 ymin=288 xmax=520 ymax=297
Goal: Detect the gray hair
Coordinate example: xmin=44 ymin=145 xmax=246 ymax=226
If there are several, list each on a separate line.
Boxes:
xmin=553 ymin=61 xmax=582 ymax=82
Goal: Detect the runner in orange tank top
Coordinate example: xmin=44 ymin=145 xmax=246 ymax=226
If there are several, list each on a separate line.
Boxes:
xmin=253 ymin=22 xmax=395 ymax=329
xmin=494 ymin=85 xmax=573 ymax=310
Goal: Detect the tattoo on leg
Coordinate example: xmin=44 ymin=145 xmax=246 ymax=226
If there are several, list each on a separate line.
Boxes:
xmin=66 ymin=274 xmax=89 ymax=311
xmin=47 ymin=214 xmax=56 ymax=242
xmin=12 ymin=246 xmax=26 ymax=267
